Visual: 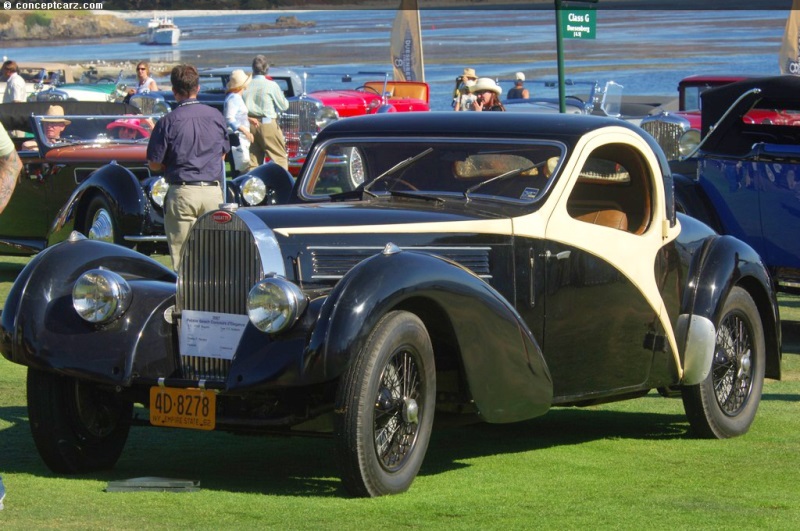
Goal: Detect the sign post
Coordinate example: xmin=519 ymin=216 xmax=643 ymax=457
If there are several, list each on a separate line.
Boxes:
xmin=555 ymin=0 xmax=598 ymax=113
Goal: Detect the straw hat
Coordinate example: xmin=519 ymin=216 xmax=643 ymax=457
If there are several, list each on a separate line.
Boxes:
xmin=41 ymin=105 xmax=71 ymax=125
xmin=461 ymin=67 xmax=477 ymax=79
xmin=227 ymin=69 xmax=252 ymax=91
xmin=469 ymin=77 xmax=502 ymax=95
xmin=515 ymin=72 xmax=525 ymax=81
xmin=106 ymin=117 xmax=151 ymax=138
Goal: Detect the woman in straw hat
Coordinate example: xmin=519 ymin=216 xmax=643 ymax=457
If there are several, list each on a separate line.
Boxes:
xmin=224 ymin=69 xmax=255 ymax=173
xmin=469 ymin=78 xmax=505 ymax=112
xmin=453 ymin=67 xmax=478 ymax=111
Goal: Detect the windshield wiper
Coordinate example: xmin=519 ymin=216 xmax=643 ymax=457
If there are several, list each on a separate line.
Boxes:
xmin=361 ymin=147 xmax=433 ymax=196
xmin=464 ymin=163 xmax=540 ymax=202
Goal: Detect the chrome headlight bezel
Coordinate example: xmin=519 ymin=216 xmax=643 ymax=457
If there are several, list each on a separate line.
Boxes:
xmin=241 ymin=175 xmax=267 ymax=206
xmin=72 ymin=269 xmax=132 ymax=324
xmin=315 ymin=106 xmax=339 ymax=129
xmin=149 ymin=177 xmax=169 ymax=207
xmin=678 ymin=128 xmax=701 ymax=157
xmin=246 ymin=277 xmax=308 ymax=334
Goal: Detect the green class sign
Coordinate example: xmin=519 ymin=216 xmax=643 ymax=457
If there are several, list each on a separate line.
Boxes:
xmin=562 ymin=9 xmax=596 ymax=39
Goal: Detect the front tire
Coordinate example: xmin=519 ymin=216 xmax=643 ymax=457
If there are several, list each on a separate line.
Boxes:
xmin=27 ymin=368 xmax=132 ymax=473
xmin=682 ymin=287 xmax=765 ymax=438
xmin=334 ymin=311 xmax=436 ymax=497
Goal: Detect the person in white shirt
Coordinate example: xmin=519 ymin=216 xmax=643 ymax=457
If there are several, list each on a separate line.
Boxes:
xmin=2 ymin=60 xmax=27 ymax=103
xmin=224 ymin=69 xmax=255 ymax=173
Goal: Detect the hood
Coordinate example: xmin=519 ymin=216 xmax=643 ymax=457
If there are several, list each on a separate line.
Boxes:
xmin=240 ymin=198 xmax=509 ymax=234
xmin=308 ymin=89 xmax=380 ymax=117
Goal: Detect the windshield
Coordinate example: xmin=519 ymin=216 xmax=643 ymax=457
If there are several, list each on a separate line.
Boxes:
xmin=31 ymin=114 xmax=155 ymax=148
xmin=301 ymin=138 xmax=564 ymax=204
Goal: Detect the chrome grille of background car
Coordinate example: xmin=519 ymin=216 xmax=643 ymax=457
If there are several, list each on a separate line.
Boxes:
xmin=279 ymin=98 xmax=322 ymax=159
xmin=310 ymin=246 xmax=492 ymax=280
xmin=640 ymin=120 xmax=683 ymax=160
xmin=177 ymin=214 xmax=264 ymax=381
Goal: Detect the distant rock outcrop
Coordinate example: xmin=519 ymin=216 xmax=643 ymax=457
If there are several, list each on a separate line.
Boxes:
xmin=0 ymin=12 xmax=140 ymax=41
xmin=239 ymin=16 xmax=316 ymax=32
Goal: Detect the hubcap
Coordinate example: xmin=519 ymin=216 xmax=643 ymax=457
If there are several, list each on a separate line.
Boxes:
xmin=88 ymin=208 xmax=114 ymax=243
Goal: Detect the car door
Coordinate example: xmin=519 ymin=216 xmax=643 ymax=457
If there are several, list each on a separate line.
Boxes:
xmin=0 ymin=154 xmax=50 ymax=252
xmin=538 ymin=135 xmax=667 ymax=400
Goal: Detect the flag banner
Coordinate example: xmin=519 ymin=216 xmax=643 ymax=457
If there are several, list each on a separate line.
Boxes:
xmin=391 ymin=0 xmax=425 ymax=81
xmin=780 ymin=0 xmax=800 ymax=75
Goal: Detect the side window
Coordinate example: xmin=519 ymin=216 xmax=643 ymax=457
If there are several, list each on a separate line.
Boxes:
xmin=566 ymin=143 xmax=653 ymax=235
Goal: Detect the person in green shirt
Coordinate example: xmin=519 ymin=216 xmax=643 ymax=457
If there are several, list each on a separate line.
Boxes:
xmin=243 ymin=55 xmax=289 ymax=171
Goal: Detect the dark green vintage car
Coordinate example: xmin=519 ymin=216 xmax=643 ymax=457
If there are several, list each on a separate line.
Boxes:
xmin=0 ymin=101 xmax=169 ymax=256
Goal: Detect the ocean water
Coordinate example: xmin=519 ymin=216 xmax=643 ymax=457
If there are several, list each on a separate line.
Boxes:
xmin=0 ymin=9 xmax=788 ymax=111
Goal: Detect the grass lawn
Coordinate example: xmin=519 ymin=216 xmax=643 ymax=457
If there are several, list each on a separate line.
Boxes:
xmin=1 ymin=256 xmax=799 ymax=529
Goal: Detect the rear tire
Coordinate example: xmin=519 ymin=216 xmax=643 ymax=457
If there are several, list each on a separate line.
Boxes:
xmin=334 ymin=311 xmax=436 ymax=497
xmin=681 ymin=287 xmax=765 ymax=438
xmin=27 ymin=368 xmax=132 ymax=473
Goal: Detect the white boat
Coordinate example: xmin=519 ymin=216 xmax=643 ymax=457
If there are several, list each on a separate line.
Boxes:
xmin=144 ymin=15 xmax=180 ymax=46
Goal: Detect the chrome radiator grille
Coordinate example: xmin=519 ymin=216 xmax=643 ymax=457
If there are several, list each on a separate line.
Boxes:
xmin=640 ymin=120 xmax=684 ymax=161
xmin=279 ymin=98 xmax=322 ymax=158
xmin=177 ymin=213 xmax=264 ymax=381
xmin=310 ymin=246 xmax=493 ymax=280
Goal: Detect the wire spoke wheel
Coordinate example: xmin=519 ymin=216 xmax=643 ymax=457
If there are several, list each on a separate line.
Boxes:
xmin=681 ymin=287 xmax=765 ymax=438
xmin=373 ymin=349 xmax=422 ymax=472
xmin=335 ymin=311 xmax=435 ymax=497
xmin=712 ymin=313 xmax=754 ymax=416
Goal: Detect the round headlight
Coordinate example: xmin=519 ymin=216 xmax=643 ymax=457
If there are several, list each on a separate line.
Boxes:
xmin=315 ymin=106 xmax=339 ymax=129
xmin=247 ymin=278 xmax=307 ymax=333
xmin=299 ymin=132 xmax=315 ymax=152
xmin=678 ymin=129 xmax=701 ymax=157
xmin=241 ymin=176 xmax=267 ymax=206
xmin=150 ymin=177 xmax=169 ymax=207
xmin=72 ymin=269 xmax=132 ymax=324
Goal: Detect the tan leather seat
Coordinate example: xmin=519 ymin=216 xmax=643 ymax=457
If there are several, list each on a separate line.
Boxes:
xmin=574 ymin=208 xmax=629 ymax=231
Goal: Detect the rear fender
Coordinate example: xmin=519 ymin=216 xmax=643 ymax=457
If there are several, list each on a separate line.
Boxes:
xmin=678 ymin=235 xmax=780 ymax=383
xmin=47 ymin=163 xmax=148 ymax=246
xmin=0 ymin=236 xmax=177 ymax=384
xmin=307 ymin=246 xmax=553 ymax=423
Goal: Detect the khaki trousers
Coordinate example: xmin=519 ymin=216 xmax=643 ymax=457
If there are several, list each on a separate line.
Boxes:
xmin=249 ymin=119 xmax=288 ymax=171
xmin=164 ymin=184 xmax=223 ymax=270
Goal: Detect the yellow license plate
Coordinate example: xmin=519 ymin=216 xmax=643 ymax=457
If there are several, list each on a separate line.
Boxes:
xmin=149 ymin=386 xmax=216 ymax=431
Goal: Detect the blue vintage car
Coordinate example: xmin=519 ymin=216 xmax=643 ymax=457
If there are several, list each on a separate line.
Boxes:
xmin=673 ymin=75 xmax=800 ymax=293
xmin=1 ymin=112 xmax=782 ymax=497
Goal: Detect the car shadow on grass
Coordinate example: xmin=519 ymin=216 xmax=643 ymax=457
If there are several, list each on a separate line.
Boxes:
xmin=0 ymin=400 xmax=694 ymax=498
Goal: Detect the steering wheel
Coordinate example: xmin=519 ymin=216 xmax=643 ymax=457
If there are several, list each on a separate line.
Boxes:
xmin=357 ymin=85 xmax=382 ymax=96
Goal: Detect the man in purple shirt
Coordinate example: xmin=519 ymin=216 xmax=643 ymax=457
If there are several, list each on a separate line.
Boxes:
xmin=148 ymin=64 xmax=230 ymax=270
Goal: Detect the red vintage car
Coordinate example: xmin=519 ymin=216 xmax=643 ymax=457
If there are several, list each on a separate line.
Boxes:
xmin=282 ymin=78 xmax=430 ymax=175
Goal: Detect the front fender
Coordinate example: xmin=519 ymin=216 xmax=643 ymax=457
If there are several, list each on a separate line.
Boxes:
xmin=230 ymin=162 xmax=295 ymax=206
xmin=307 ymin=247 xmax=553 ymax=423
xmin=47 ymin=163 xmax=149 ymax=246
xmin=1 ymin=235 xmax=177 ymax=385
xmin=678 ymin=234 xmax=780 ymax=383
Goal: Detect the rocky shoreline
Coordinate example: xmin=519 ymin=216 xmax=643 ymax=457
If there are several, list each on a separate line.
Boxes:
xmin=0 ymin=11 xmax=140 ymax=41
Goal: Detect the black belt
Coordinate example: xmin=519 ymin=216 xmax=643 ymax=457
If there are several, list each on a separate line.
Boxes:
xmin=173 ymin=181 xmax=219 ymax=187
